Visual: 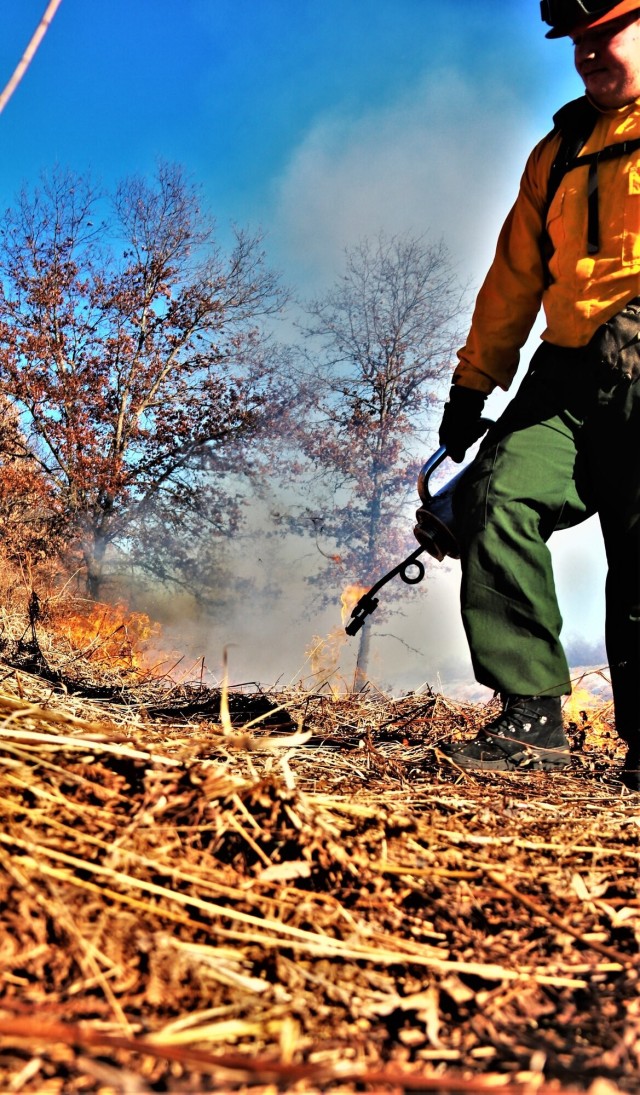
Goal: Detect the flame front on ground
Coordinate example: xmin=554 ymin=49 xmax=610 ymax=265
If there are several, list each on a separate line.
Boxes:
xmin=51 ymin=601 xmax=160 ymax=675
xmin=301 ymin=585 xmax=370 ymax=692
xmin=563 ymin=686 xmax=607 ymax=725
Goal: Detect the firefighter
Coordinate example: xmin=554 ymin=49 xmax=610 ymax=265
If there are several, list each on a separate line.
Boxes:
xmin=437 ymin=0 xmax=640 ymax=790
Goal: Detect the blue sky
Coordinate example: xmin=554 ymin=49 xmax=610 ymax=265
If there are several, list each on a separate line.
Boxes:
xmin=1 ymin=1 xmax=585 ymax=286
xmin=0 ymin=1 xmax=607 ymax=691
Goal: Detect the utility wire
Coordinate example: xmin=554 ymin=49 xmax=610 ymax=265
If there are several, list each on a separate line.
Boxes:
xmin=0 ymin=0 xmax=64 ymax=116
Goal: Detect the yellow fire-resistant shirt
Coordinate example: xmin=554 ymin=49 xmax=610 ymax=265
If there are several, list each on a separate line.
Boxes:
xmin=453 ymin=96 xmax=640 ymax=394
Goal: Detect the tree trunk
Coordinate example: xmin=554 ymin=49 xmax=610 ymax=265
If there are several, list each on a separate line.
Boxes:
xmin=352 ymin=471 xmax=383 ymax=690
xmin=353 ymin=619 xmax=371 ymax=691
xmin=84 ymin=531 xmax=108 ymax=600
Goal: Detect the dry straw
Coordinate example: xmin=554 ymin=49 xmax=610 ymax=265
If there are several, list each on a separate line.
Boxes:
xmin=0 ymin=664 xmax=638 ymax=1093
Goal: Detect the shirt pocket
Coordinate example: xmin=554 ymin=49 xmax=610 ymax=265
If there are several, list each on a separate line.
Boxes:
xmin=622 ymin=163 xmax=640 ymax=267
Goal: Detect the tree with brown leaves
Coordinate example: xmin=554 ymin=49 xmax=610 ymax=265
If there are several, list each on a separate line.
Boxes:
xmin=295 ymin=232 xmax=468 ymax=678
xmin=0 ymin=165 xmax=290 ymax=598
xmin=0 ymin=396 xmax=63 ymax=570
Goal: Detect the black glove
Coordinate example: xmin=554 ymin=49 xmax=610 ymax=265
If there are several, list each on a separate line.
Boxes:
xmin=590 ymin=297 xmax=640 ymax=382
xmin=438 ymin=385 xmax=487 ymax=463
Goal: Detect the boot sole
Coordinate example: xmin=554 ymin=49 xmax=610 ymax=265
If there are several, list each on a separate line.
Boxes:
xmin=446 ymin=746 xmax=571 ymax=773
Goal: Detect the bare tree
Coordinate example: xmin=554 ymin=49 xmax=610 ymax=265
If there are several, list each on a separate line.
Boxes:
xmin=0 ymin=165 xmax=292 ymax=598
xmin=294 ymin=231 xmax=468 ymax=680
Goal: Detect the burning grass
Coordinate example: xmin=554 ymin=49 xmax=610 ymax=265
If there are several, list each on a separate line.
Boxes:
xmin=0 ymin=597 xmax=638 ymax=1093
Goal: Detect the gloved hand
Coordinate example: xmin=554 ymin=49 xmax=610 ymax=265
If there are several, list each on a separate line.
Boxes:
xmin=438 ymin=385 xmax=487 ymax=463
xmin=592 ymin=297 xmax=640 ymax=381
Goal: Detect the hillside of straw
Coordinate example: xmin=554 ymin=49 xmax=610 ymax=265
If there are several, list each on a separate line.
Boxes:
xmin=0 ymin=580 xmax=638 ymax=1095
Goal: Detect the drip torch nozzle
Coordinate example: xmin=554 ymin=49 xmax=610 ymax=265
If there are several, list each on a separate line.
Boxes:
xmin=344 ymin=593 xmax=379 ymax=636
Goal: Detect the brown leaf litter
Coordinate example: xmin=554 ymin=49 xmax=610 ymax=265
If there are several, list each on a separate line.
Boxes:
xmin=0 ymin=662 xmax=638 ymax=1094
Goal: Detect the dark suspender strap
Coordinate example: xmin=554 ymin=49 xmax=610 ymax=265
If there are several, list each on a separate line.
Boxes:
xmin=575 ymin=137 xmax=640 ymax=165
xmin=543 ymin=97 xmax=640 ymax=279
xmin=587 ymin=158 xmax=599 ymax=254
xmin=547 ymin=96 xmax=599 ymax=211
xmin=542 ymin=96 xmax=598 ymax=284
xmin=567 ymin=137 xmax=640 ymax=254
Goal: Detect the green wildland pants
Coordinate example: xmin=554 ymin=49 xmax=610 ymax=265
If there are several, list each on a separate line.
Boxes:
xmin=453 ymin=340 xmax=640 ymax=751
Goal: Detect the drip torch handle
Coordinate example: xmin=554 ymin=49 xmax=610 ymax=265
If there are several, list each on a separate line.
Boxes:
xmin=417 ymin=445 xmax=448 ymax=504
xmin=417 ymin=419 xmax=494 ymax=505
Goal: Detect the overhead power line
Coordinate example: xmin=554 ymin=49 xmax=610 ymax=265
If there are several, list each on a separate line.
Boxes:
xmin=0 ymin=0 xmax=64 ymax=116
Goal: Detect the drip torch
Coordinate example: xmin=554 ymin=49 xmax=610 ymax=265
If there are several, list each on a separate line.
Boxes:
xmin=344 ymin=429 xmax=490 ymax=637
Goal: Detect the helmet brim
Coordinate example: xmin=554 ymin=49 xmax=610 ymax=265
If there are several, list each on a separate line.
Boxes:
xmin=544 ymin=0 xmax=640 ymax=38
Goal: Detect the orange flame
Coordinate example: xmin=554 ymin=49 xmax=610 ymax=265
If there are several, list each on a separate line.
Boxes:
xmin=563 ymin=687 xmax=602 ymax=725
xmin=340 ymin=584 xmax=369 ymax=628
xmin=52 ymin=600 xmax=161 ymax=675
xmin=305 ymin=628 xmax=346 ymax=691
xmin=299 ymin=583 xmax=371 ymax=693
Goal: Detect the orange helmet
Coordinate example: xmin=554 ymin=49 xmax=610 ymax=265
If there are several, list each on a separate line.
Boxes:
xmin=542 ymin=0 xmax=640 ymax=38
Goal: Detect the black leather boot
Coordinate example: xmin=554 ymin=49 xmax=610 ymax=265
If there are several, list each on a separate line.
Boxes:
xmin=619 ymin=747 xmax=640 ymax=792
xmin=440 ymin=695 xmax=570 ymax=772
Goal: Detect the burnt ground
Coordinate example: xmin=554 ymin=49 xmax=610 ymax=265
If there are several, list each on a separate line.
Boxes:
xmin=0 ymin=665 xmax=638 ymax=1094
